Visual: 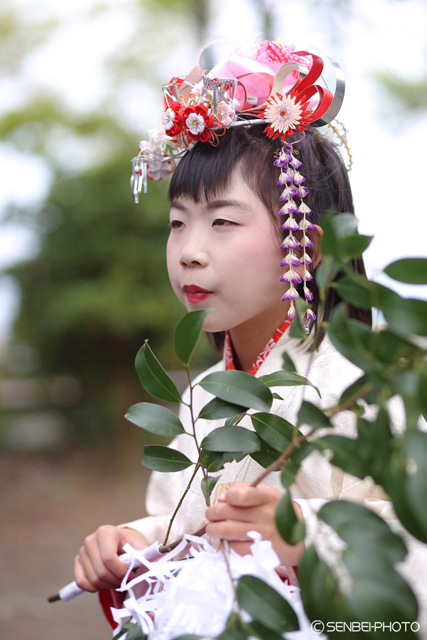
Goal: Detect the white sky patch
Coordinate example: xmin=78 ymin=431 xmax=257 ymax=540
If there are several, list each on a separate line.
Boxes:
xmin=0 ymin=149 xmax=50 ymax=208
xmin=22 ymin=9 xmax=135 ymax=112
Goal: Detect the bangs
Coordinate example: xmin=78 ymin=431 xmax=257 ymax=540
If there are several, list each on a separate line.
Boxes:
xmin=168 ymin=123 xmax=280 ymax=215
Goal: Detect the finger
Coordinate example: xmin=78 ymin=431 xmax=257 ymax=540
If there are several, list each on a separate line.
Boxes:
xmin=74 ymin=551 xmax=119 ymax=592
xmin=224 ymin=483 xmax=282 ymax=508
xmin=77 ymin=544 xmax=123 ymax=590
xmin=73 ymin=556 xmax=98 ymax=593
xmin=206 ymin=520 xmax=257 ymax=542
xmin=206 ymin=502 xmax=274 ymax=524
xmin=97 ymin=535 xmax=130 ymax=582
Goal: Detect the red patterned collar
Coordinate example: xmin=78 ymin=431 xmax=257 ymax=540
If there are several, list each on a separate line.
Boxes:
xmin=225 ymin=318 xmax=292 ymax=376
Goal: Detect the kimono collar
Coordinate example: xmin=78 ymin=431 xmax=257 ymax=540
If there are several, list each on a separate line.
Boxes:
xmin=225 ymin=318 xmax=292 ymax=376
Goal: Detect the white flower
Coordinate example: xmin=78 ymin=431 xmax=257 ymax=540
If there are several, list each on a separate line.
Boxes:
xmin=148 ymin=159 xmax=175 ymax=182
xmin=162 ymin=108 xmax=176 ymax=131
xmin=264 ymin=94 xmax=303 ymax=136
xmin=186 ymin=113 xmax=206 ymax=135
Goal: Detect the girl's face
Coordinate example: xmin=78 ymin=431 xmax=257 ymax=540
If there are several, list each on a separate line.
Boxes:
xmin=167 ymin=172 xmax=290 ymax=334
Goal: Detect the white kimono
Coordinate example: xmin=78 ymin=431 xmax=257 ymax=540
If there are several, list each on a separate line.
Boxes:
xmin=122 ymin=331 xmax=427 ymax=634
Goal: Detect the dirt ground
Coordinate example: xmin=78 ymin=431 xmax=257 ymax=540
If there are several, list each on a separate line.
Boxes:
xmin=0 ymin=448 xmax=150 ymax=640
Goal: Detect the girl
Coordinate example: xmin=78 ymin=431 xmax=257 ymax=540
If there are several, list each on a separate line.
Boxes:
xmin=73 ymin=40 xmax=390 ymax=620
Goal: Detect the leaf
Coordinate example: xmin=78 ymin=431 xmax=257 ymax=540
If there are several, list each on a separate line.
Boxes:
xmin=334 ymin=275 xmax=398 ymax=311
xmin=260 ymin=370 xmax=320 ymax=397
xmin=298 ymin=401 xmax=331 ymax=429
xmin=135 ymin=341 xmax=181 ymax=403
xmin=401 ymin=430 xmax=427 ymax=539
xmin=222 ymin=451 xmax=248 ymax=464
xmin=282 ymin=351 xmax=297 ymax=372
xmin=382 ymin=296 xmax=427 ymax=337
xmin=142 ymin=445 xmax=193 ymax=472
xmin=314 ymin=435 xmax=370 ymax=479
xmin=126 ymin=627 xmax=146 ymax=640
xmin=201 ymin=475 xmax=220 ymax=502
xmin=125 ymin=403 xmax=185 ymax=437
xmin=339 ymin=234 xmax=373 ymax=258
xmin=320 ymin=213 xmax=372 ymax=267
xmin=250 ymin=412 xmax=293 ymax=452
xmin=174 ymin=309 xmax=212 ymax=365
xmin=373 ymin=328 xmax=421 ymax=366
xmin=338 ymin=374 xmax=371 ymax=406
xmin=198 ymin=371 xmax=272 ymax=412
xmin=276 ymin=492 xmax=305 ymax=545
xmin=316 ymin=256 xmax=340 ymax=292
xmin=216 ymin=615 xmax=247 ymax=640
xmin=384 ymin=257 xmax=427 ymax=284
xmin=315 ymin=501 xmax=418 ymax=626
xmin=280 ymin=442 xmax=315 ymax=488
xmin=334 ymin=275 xmax=374 ymax=309
xmin=320 ymin=212 xmax=358 ymax=263
xmin=419 ymin=368 xmax=427 ymax=419
xmin=327 ymin=304 xmax=375 ymax=371
xmin=244 ymin=621 xmax=284 ymax=640
xmin=172 ymin=636 xmax=203 ymax=640
xmin=198 ymin=397 xmax=246 ymax=420
xmin=201 ymin=449 xmax=224 ymax=473
xmin=224 ymin=413 xmax=246 ymax=426
xmin=237 ymin=575 xmax=299 ymax=633
xmin=298 ymin=546 xmax=342 ymax=627
xmin=288 ymin=298 xmax=310 ymax=339
xmin=250 ymin=438 xmax=281 ymax=468
xmin=114 ymin=622 xmax=146 ymax=640
xmin=319 ymin=501 xmax=407 ymax=566
xmin=331 ymin=212 xmax=359 ymax=238
xmin=386 ymin=450 xmax=427 ymax=544
xmin=201 ymin=426 xmax=260 ymax=454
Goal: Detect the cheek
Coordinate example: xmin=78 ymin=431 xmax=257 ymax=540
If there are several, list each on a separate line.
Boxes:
xmin=166 ymin=238 xmax=181 ymax=292
xmin=227 ymin=228 xmax=283 ymax=280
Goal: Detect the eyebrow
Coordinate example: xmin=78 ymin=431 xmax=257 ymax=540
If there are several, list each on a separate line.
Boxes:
xmin=169 ymin=199 xmax=248 ymax=212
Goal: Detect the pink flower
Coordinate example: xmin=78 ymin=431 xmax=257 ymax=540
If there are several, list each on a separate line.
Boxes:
xmin=256 ymin=40 xmax=311 ymax=74
xmin=216 ymin=101 xmax=236 ymax=127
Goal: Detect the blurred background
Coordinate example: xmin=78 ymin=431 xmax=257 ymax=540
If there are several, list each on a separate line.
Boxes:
xmin=0 ymin=0 xmax=426 ymax=638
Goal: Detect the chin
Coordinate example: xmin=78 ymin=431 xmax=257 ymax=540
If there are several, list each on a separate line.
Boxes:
xmin=201 ymin=310 xmax=226 ymax=333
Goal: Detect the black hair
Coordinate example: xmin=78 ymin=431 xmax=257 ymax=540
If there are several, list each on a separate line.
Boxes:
xmin=168 ymin=122 xmax=372 ymax=352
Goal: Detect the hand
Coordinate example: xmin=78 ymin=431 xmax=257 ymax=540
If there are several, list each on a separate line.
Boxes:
xmin=205 ymin=482 xmax=304 ymax=566
xmin=74 ymin=525 xmax=148 ymax=592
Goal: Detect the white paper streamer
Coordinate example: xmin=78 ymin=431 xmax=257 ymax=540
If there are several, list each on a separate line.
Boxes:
xmin=112 ymin=532 xmax=327 ymax=640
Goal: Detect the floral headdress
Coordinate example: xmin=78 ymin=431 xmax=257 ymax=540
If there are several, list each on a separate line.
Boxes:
xmin=131 ymin=39 xmax=345 ymax=321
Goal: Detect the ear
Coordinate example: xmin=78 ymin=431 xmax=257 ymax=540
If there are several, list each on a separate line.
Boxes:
xmin=292 ymin=224 xmax=323 ymax=276
xmin=309 ymin=224 xmax=323 ymax=269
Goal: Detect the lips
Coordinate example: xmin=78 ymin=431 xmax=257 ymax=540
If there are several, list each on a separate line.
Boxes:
xmin=183 ymin=284 xmax=213 ymax=303
xmin=183 ymin=285 xmax=212 ymax=294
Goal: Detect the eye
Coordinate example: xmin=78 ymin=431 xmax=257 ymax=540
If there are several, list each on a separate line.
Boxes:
xmin=168 ymin=220 xmax=184 ymax=229
xmin=212 ymin=218 xmax=236 ymax=226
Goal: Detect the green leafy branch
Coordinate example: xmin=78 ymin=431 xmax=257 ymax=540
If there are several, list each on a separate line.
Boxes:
xmin=124 ymin=216 xmax=427 ymax=638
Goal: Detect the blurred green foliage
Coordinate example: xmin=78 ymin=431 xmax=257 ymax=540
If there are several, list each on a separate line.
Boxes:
xmin=3 ymin=112 xmax=194 ymax=443
xmin=0 ymin=0 xmax=220 ymax=446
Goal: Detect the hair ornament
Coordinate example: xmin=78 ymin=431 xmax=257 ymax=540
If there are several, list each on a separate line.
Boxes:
xmin=131 ymin=38 xmax=346 ymax=320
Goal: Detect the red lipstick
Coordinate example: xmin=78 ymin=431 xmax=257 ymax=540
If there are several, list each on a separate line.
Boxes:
xmin=183 ymin=285 xmax=212 ymax=303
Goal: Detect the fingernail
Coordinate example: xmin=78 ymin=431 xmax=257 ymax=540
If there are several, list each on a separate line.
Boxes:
xmin=218 ymin=492 xmax=226 ymax=502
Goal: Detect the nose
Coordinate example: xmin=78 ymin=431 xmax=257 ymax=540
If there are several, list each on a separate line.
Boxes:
xmin=179 ymin=229 xmax=209 ymax=267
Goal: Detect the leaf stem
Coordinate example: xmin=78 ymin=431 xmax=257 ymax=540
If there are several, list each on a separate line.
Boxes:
xmin=162 ymin=462 xmax=201 ymax=546
xmin=185 ymin=364 xmax=211 ymax=505
xmin=251 ymin=434 xmax=306 ymax=487
xmin=327 ymin=382 xmax=373 ymax=418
